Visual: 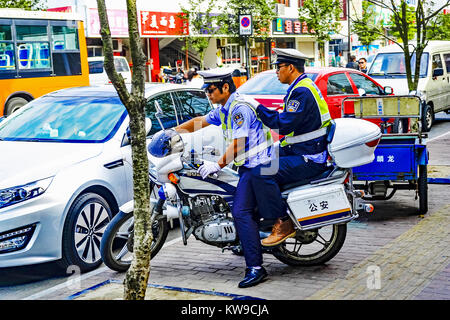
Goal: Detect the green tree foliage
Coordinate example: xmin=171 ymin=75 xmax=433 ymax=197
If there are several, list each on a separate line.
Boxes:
xmin=215 ymin=0 xmax=277 ymax=40
xmin=352 ymin=1 xmax=382 ymax=53
xmin=427 ymin=12 xmax=450 ymax=40
xmin=368 ymin=0 xmax=450 ymax=91
xmin=0 ymin=0 xmax=45 ymax=10
xmin=180 ymin=0 xmax=222 ymax=69
xmin=385 ymin=1 xmax=416 ymax=42
xmin=298 ymin=0 xmax=342 ymax=65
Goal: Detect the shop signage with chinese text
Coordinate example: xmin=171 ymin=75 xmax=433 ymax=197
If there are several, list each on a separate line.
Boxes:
xmin=87 ymin=8 xmax=129 ymax=37
xmin=272 ymin=18 xmax=310 ymax=35
xmin=140 ymin=11 xmax=188 ymax=36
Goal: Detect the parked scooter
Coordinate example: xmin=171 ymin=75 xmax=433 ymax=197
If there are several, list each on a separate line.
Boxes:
xmin=100 ymin=103 xmax=380 ymax=272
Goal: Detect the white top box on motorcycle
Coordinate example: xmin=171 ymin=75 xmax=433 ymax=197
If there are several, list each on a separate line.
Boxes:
xmin=328 ymin=118 xmax=381 ymax=168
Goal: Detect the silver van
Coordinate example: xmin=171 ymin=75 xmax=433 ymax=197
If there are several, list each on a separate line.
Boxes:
xmin=368 ymin=41 xmax=450 ymax=131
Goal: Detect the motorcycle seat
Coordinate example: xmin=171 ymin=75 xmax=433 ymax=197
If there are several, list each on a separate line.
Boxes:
xmin=280 ymin=168 xmax=333 ymax=192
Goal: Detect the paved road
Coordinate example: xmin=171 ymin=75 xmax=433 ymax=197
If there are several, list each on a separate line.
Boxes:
xmin=0 ymin=112 xmax=449 ymax=300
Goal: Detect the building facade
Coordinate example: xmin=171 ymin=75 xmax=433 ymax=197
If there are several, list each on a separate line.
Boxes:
xmin=45 ymin=0 xmax=367 ymax=81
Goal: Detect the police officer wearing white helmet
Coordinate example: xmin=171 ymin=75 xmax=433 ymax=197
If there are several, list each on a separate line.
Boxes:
xmin=247 ymin=48 xmax=333 ymax=246
xmin=174 ymin=69 xmax=274 ymax=288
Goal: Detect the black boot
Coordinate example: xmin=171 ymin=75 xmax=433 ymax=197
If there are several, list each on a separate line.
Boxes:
xmin=238 ymin=266 xmax=268 ymax=288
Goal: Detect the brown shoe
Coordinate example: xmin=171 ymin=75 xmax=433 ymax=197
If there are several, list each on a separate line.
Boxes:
xmin=261 ymin=218 xmax=296 ymax=247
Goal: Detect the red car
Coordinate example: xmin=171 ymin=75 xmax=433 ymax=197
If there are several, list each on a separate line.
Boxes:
xmin=238 ymin=68 xmax=406 ymax=136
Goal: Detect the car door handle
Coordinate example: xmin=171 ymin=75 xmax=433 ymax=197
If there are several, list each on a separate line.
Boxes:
xmin=104 ymin=159 xmax=124 ymax=169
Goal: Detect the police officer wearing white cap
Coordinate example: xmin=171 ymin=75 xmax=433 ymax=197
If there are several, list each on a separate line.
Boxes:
xmin=247 ymin=48 xmax=333 ymax=246
xmin=174 ymin=69 xmax=274 ymax=288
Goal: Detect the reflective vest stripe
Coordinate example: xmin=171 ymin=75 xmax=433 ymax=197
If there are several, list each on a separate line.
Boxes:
xmin=220 ymin=100 xmax=273 ymax=166
xmin=283 ymin=127 xmax=328 ymax=145
xmin=280 ymin=77 xmax=331 ymax=147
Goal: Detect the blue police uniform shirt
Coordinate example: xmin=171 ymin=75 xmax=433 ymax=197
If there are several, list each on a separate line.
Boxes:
xmin=206 ymin=92 xmax=273 ymax=168
xmin=256 ymin=74 xmax=328 ymax=160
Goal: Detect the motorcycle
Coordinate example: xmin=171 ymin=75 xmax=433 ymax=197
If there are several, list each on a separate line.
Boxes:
xmin=100 ymin=105 xmax=380 ymax=272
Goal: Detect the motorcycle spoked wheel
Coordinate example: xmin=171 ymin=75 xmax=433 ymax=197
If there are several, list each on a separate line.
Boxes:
xmin=272 ymin=223 xmax=347 ymax=266
xmin=100 ymin=207 xmax=169 ymax=272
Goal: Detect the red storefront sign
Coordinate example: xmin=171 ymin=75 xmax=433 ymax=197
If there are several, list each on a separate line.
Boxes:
xmin=140 ymin=11 xmax=188 ymax=36
xmin=47 ymin=6 xmax=73 ymax=13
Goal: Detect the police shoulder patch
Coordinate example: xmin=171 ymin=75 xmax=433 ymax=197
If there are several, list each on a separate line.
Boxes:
xmin=233 ymin=112 xmax=245 ymax=127
xmin=287 ymin=100 xmax=301 ymax=112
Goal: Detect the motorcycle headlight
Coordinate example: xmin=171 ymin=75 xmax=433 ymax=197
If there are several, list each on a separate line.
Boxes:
xmin=0 ymin=176 xmax=53 ymax=209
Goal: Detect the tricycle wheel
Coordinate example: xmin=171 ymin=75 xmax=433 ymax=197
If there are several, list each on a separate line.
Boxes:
xmin=418 ymin=165 xmax=428 ymax=214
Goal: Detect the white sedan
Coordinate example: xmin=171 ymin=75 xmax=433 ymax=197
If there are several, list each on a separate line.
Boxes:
xmin=0 ymin=83 xmax=222 ymax=272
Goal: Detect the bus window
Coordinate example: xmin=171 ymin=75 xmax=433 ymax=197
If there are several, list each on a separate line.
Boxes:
xmin=0 ymin=10 xmax=89 ymax=116
xmin=0 ymin=25 xmax=14 ymax=71
xmin=52 ymin=25 xmax=79 ymax=51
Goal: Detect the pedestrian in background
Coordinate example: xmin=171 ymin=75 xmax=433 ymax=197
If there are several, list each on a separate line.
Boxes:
xmin=358 ymin=58 xmax=368 ymax=73
xmin=186 ymin=69 xmax=204 ymax=88
xmin=346 ymin=55 xmax=359 ymax=70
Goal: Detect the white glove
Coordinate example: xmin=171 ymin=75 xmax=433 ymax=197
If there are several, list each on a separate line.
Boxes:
xmin=198 ymin=161 xmax=221 ymax=179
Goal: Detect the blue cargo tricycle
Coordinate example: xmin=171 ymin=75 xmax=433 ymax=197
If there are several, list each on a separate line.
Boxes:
xmin=340 ymin=95 xmax=429 ymax=214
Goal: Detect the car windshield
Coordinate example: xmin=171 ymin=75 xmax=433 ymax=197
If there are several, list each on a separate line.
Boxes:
xmin=368 ymin=52 xmax=429 ymax=77
xmin=238 ymin=72 xmax=318 ymax=95
xmin=88 ymin=58 xmax=130 ymax=74
xmin=0 ymin=96 xmax=127 ymax=142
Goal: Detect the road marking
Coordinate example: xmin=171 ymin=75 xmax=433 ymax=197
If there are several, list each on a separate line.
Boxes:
xmin=428 ymin=130 xmax=450 ymax=142
xmin=21 ymin=236 xmax=183 ymax=300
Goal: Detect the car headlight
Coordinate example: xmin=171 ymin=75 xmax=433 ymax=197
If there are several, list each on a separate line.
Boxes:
xmin=410 ymin=90 xmax=426 ymax=101
xmin=0 ymin=177 xmax=54 ymax=209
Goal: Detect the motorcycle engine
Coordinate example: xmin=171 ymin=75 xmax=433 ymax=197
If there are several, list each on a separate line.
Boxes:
xmin=189 ymin=195 xmax=237 ymax=246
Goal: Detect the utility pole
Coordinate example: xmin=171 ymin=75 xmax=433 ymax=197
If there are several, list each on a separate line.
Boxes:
xmin=347 ymin=0 xmax=351 ymax=62
xmin=239 ymin=13 xmax=252 ymax=79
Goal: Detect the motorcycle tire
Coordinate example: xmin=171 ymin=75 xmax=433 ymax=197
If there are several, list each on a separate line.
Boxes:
xmin=100 ymin=209 xmax=169 ymax=272
xmin=272 ymin=223 xmax=347 ymax=266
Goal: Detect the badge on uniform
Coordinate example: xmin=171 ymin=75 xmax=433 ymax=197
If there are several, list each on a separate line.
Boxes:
xmin=287 ymin=100 xmax=301 ymax=112
xmin=233 ymin=112 xmax=245 ymax=127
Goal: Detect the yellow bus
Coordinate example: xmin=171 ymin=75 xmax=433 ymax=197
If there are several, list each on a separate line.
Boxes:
xmin=0 ymin=9 xmax=89 ymax=116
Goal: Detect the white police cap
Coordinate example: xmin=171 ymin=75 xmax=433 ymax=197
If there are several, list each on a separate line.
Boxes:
xmin=272 ymin=48 xmax=309 ymax=65
xmin=198 ymin=68 xmax=234 ymax=88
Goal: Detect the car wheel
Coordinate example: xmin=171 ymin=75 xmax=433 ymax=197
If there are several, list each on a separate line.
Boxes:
xmin=421 ymin=104 xmax=433 ymax=132
xmin=59 ymin=193 xmax=112 ymax=273
xmin=5 ymin=97 xmax=28 ymax=116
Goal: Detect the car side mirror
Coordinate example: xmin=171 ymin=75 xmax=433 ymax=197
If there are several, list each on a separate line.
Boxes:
xmin=358 ymin=88 xmax=366 ymax=96
xmin=384 ymin=86 xmax=393 ymax=95
xmin=432 ymin=68 xmax=444 ymax=78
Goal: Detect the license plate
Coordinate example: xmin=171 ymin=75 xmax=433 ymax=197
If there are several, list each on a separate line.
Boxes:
xmin=287 ymin=187 xmax=352 ymax=226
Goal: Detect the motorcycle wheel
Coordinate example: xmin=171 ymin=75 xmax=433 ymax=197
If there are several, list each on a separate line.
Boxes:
xmin=272 ymin=223 xmax=347 ymax=266
xmin=100 ymin=208 xmax=169 ymax=272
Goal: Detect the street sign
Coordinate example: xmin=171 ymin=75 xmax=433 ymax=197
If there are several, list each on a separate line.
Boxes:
xmin=239 ymin=14 xmax=252 ymax=36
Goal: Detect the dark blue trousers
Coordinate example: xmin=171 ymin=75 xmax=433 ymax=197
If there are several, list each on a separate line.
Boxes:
xmin=232 ymin=166 xmax=263 ymax=268
xmin=250 ymin=149 xmax=329 ymax=220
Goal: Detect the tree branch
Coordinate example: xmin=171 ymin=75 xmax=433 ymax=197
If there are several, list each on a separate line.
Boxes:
xmin=96 ymin=0 xmax=130 ymax=106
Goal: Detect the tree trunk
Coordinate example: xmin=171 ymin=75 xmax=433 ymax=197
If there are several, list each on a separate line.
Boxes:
xmin=96 ymin=0 xmax=153 ymax=300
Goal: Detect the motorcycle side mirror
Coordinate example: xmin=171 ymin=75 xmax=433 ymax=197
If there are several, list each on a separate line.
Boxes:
xmin=154 ymin=100 xmax=165 ymax=130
